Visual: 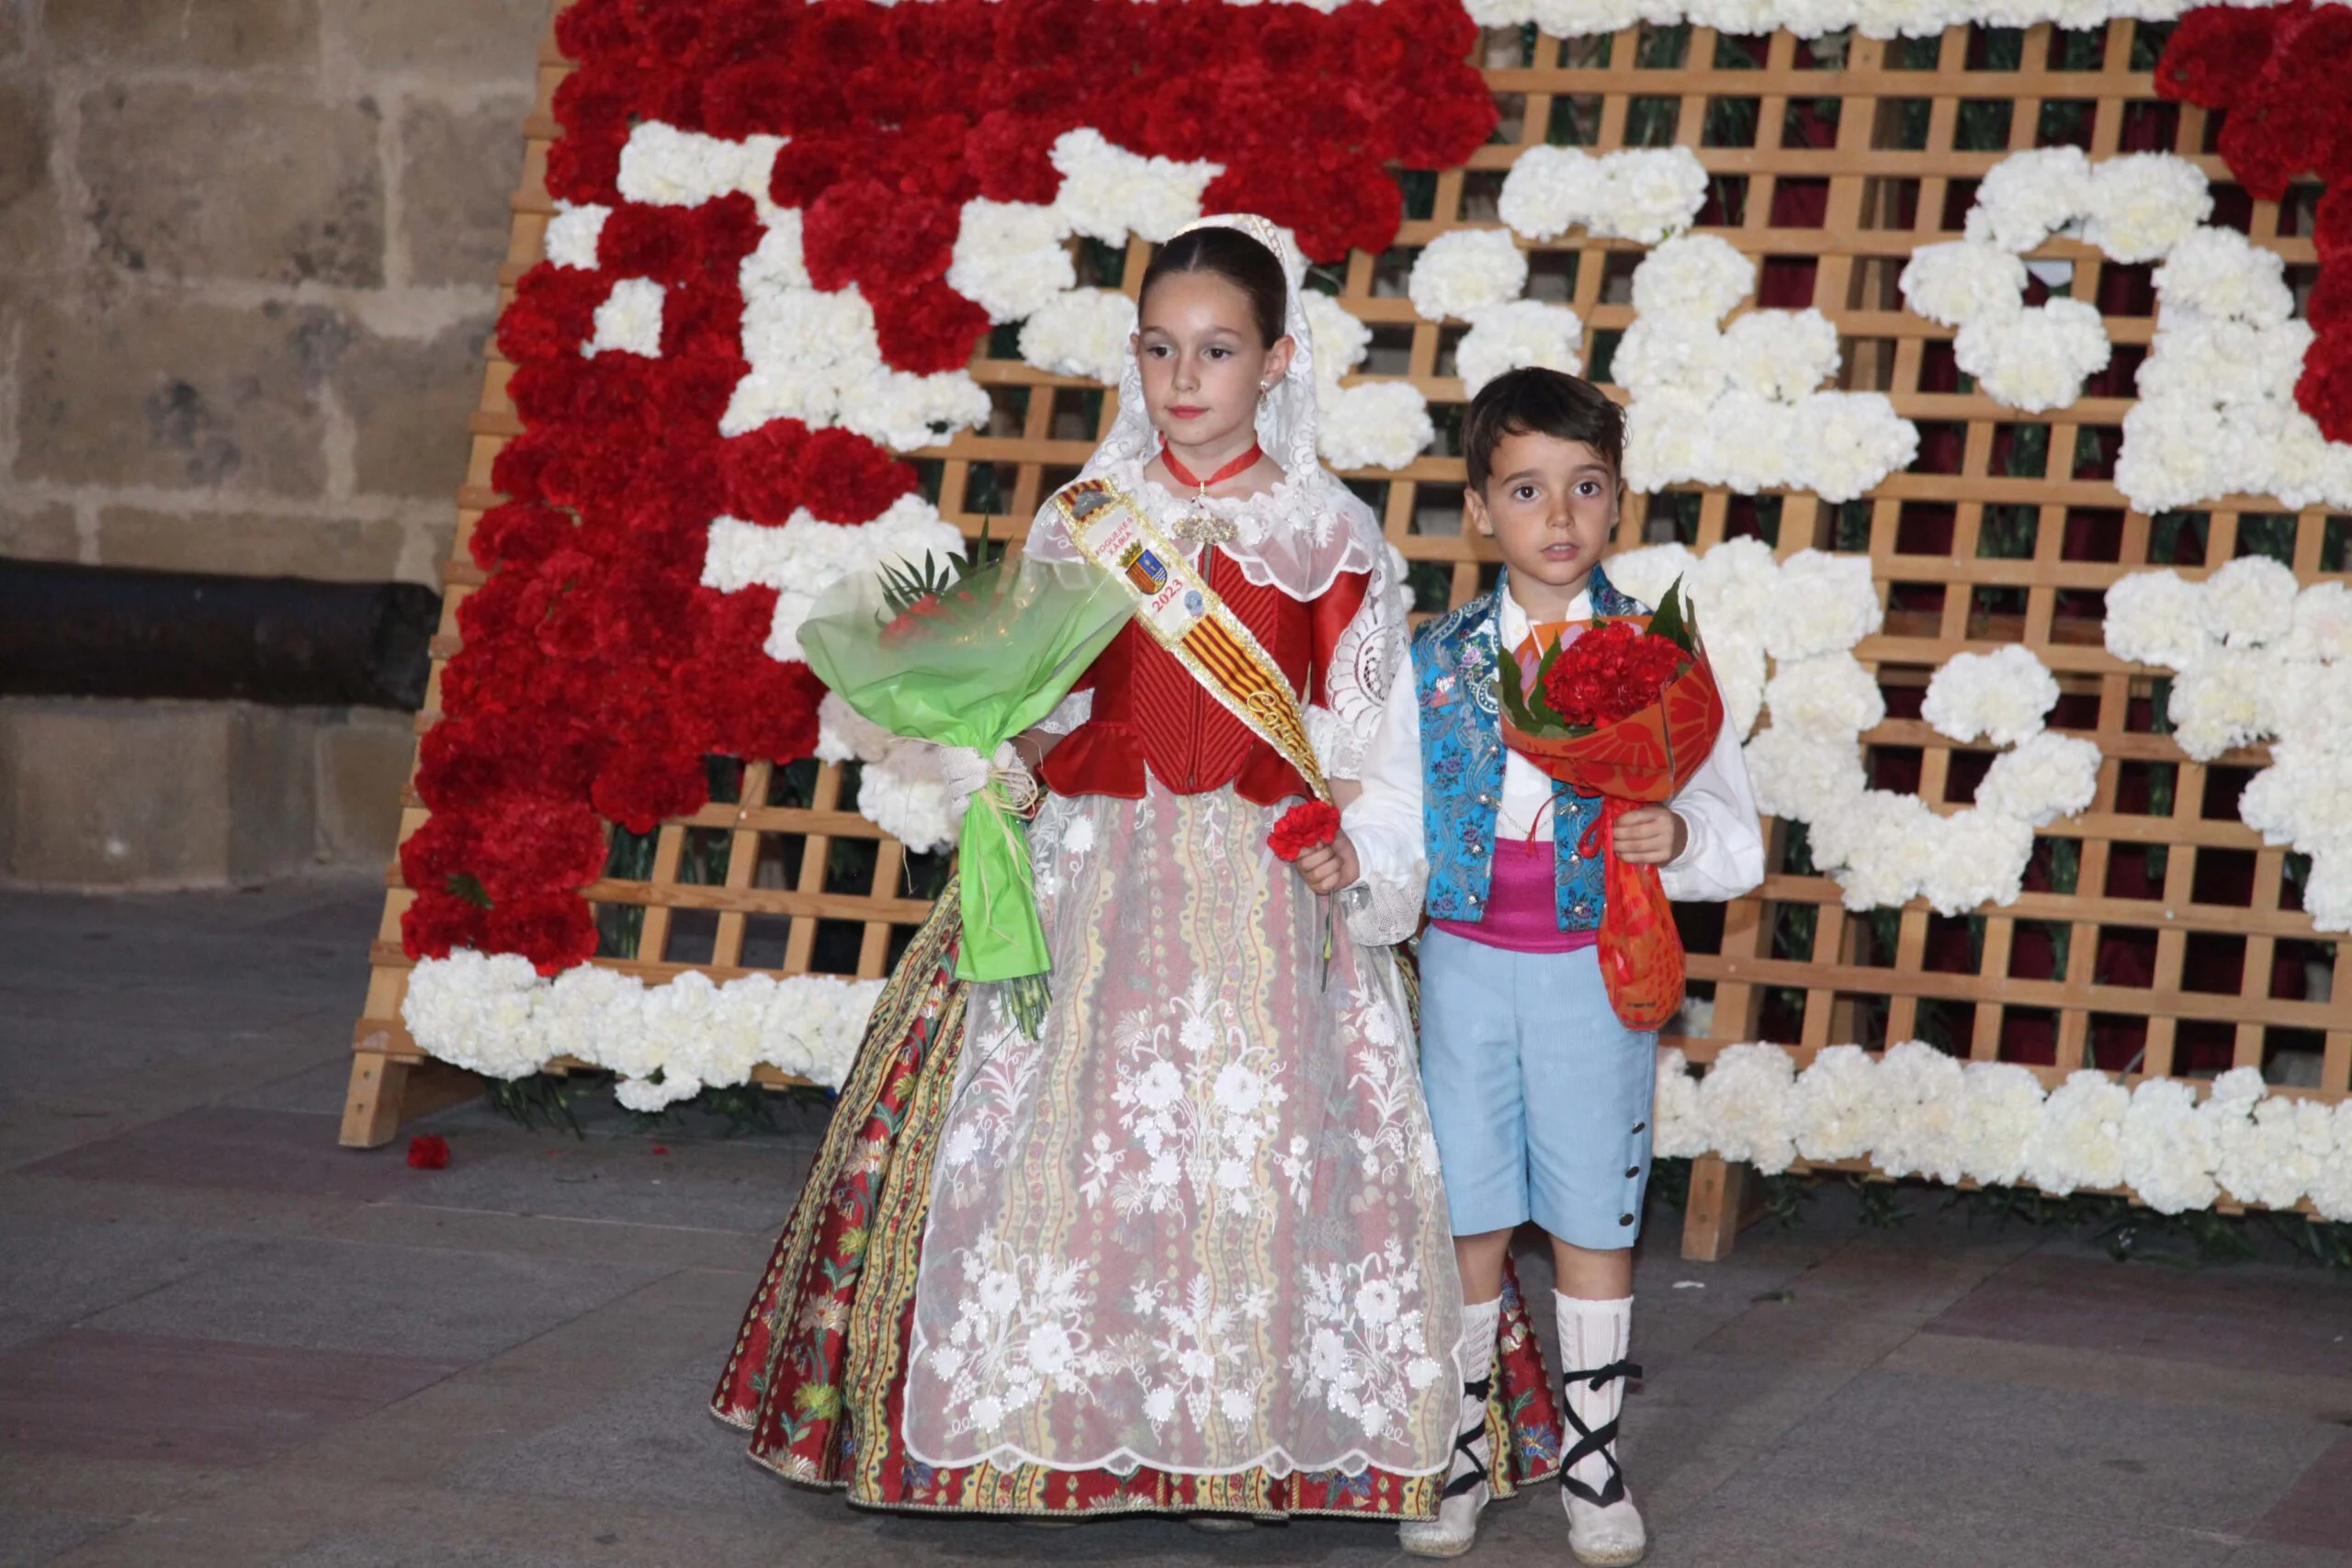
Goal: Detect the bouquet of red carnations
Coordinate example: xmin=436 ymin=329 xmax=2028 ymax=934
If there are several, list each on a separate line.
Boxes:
xmin=1498 ymin=579 xmax=1724 ymax=1030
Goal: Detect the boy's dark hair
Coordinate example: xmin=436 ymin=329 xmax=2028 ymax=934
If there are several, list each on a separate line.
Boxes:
xmin=1139 ymin=226 xmax=1288 ymax=350
xmin=1462 ymin=367 xmax=1624 ymax=492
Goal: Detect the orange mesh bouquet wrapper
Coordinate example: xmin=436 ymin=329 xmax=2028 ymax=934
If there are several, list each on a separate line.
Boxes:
xmin=1498 ymin=579 xmax=1724 ymax=1030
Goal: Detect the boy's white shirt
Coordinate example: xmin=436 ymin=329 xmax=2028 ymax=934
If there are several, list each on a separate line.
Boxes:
xmin=1343 ymin=581 xmax=1768 ymax=910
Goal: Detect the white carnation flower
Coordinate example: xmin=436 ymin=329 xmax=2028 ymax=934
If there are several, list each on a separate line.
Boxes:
xmin=1795 ymin=391 xmax=1917 ymax=503
xmin=1047 ymin=129 xmax=1218 ymax=244
xmin=544 ymin=201 xmax=609 ymax=270
xmin=702 ymin=494 xmax=966 ymax=660
xmin=1695 ymin=1043 xmax=1799 ymax=1174
xmin=1600 ymin=543 xmax=1696 ymax=611
xmin=1593 ymin=147 xmax=1710 ymax=244
xmin=740 ymin=211 xmax=809 ymax=298
xmin=1722 ymin=310 xmax=1838 ymax=400
xmin=2155 ymin=227 xmax=2294 ymax=326
xmin=2082 ymin=154 xmax=2211 ymax=264
xmin=1973 ymin=732 xmax=2100 ymax=826
xmin=2199 ymin=554 xmax=2299 ymax=649
xmin=1610 ymin=314 xmax=1730 ymax=400
xmin=1455 ymin=299 xmax=1584 ymax=397
xmin=1917 ymin=808 xmax=2033 ymax=916
xmin=2310 ymin=1101 xmax=2352 ymax=1221
xmin=1953 ymin=300 xmax=2109 ymax=413
xmin=1406 ymin=229 xmax=1528 ymax=322
xmin=2022 ymin=1069 xmax=2129 ymax=1196
xmin=2120 ymin=1077 xmax=2220 ymax=1214
xmin=1955 ymin=1062 xmax=2048 ymax=1187
xmin=1791 ymin=1043 xmax=1882 ymax=1162
xmin=2288 ymin=581 xmax=2352 ymax=664
xmin=1766 ymin=550 xmax=1883 ymax=660
xmin=946 ymin=199 xmax=1074 ymax=323
xmin=1497 ymin=144 xmax=1609 ymax=243
xmin=617 ymin=122 xmax=780 ymax=209
xmin=587 ymin=277 xmax=665 ymax=357
xmin=1018 ymin=288 xmax=1135 ymax=385
xmin=1898 ymin=242 xmax=2026 ymax=328
xmin=1744 ymin=727 xmax=1867 ymax=822
xmin=402 ymin=951 xmax=548 ymax=1081
xmin=1964 ymin=146 xmax=2093 ymax=253
xmin=1630 ymin=234 xmax=1753 ymax=321
xmin=2102 ymin=570 xmax=2212 ymax=671
xmin=1304 ymin=292 xmax=1372 ymax=380
xmin=1317 ymin=380 xmax=1434 ymax=471
xmin=837 ymin=367 xmax=992 ymax=454
xmin=1621 ymin=386 xmax=1718 ymax=491
xmin=1921 ymin=644 xmax=2059 ymax=747
xmin=1654 ymin=1047 xmax=1708 ymax=1159
xmin=1814 ymin=791 xmax=1939 ymax=910
xmin=1711 ymin=630 xmax=1769 ymax=741
xmin=1763 ymin=654 xmax=1884 ymax=741
xmin=1871 ymin=1040 xmax=1967 ymax=1184
xmin=2166 ymin=646 xmax=2286 ymax=761
xmin=1688 ymin=534 xmax=1781 ymax=632
xmin=1705 ymin=390 xmax=1802 ymax=495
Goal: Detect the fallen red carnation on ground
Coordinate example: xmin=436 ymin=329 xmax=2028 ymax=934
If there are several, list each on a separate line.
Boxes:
xmin=407 ymin=1134 xmax=451 ymax=1170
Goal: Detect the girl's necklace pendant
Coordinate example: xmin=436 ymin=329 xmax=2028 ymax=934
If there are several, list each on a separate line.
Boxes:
xmin=1161 ymin=443 xmax=1257 ymax=546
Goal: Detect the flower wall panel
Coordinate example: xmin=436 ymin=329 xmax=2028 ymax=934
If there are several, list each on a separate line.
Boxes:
xmin=349 ymin=6 xmax=2349 ymax=1187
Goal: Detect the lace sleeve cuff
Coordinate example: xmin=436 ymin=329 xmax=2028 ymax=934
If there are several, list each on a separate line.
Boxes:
xmin=1342 ymin=867 xmax=1425 ymax=949
xmin=1031 ymin=689 xmax=1093 ymax=737
xmin=1306 ymin=702 xmax=1365 ymax=782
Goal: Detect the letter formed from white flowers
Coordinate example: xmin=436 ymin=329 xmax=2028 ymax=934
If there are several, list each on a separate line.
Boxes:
xmin=2105 ymin=563 xmax=2352 ymax=932
xmin=1616 ymin=236 xmax=1917 ymax=503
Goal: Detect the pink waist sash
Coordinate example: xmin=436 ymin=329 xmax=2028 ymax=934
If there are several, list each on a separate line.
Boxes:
xmin=1430 ymin=835 xmax=1596 ymax=954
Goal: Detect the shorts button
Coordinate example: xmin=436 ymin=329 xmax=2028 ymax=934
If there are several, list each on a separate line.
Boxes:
xmin=1631 ymin=1121 xmax=1645 ymax=1134
xmin=1625 ymin=1166 xmax=1640 ymax=1179
xmin=1619 ymin=1213 xmax=1634 ymax=1226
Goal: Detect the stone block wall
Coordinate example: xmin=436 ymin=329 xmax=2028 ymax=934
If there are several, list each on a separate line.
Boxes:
xmin=0 ymin=0 xmax=548 ymax=886
xmin=0 ymin=0 xmax=546 ymax=583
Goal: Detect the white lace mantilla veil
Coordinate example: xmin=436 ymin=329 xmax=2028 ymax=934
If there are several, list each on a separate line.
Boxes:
xmin=1024 ymin=213 xmax=1391 ymax=612
xmin=895 ymin=216 xmax=1459 ymax=1483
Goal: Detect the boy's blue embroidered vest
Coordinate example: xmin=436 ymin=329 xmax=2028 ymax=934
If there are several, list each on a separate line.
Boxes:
xmin=1413 ymin=565 xmax=1646 ymax=931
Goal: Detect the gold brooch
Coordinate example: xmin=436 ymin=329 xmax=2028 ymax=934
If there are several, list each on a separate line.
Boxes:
xmin=1168 ymin=510 xmax=1238 ymax=546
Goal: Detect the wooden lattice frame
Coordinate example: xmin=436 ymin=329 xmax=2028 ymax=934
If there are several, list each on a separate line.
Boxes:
xmin=346 ymin=7 xmax=2348 ymax=1259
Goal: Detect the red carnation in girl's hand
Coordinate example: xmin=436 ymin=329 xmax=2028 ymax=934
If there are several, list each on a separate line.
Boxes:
xmin=1541 ymin=623 xmax=1690 ymax=728
xmin=1267 ymin=801 xmax=1342 ymax=862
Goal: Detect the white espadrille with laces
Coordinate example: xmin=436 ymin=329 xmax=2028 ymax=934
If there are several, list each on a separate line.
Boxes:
xmin=1555 ymin=1292 xmax=1645 ymax=1567
xmin=1399 ymin=1296 xmax=1502 ymax=1560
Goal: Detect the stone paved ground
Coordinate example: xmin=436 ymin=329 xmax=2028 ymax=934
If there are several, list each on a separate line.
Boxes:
xmin=1 ymin=877 xmax=2347 ymax=1568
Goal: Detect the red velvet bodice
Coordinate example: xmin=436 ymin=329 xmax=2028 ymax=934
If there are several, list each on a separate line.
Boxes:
xmin=1041 ymin=554 xmax=1370 ymax=807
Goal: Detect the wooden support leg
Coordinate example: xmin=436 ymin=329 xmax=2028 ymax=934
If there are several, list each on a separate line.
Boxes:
xmin=341 ymin=1037 xmax=483 ymax=1148
xmin=1679 ymin=1155 xmax=1758 ymax=1262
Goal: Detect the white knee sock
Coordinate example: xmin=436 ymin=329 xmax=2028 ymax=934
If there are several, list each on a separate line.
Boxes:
xmin=1447 ymin=1295 xmax=1501 ymax=1487
xmin=1553 ymin=1292 xmax=1637 ymax=1510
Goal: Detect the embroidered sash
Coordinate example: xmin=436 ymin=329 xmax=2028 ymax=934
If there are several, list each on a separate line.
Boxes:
xmin=1051 ymin=478 xmax=1329 ymax=803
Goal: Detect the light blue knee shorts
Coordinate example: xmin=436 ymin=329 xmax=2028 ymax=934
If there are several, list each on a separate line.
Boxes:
xmin=1418 ymin=929 xmax=1658 ymax=1250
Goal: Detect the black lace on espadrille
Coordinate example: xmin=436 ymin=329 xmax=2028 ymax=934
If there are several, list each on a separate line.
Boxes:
xmin=1557 ymin=1359 xmax=1640 ymax=1508
xmin=1441 ymin=1375 xmax=1495 ymax=1499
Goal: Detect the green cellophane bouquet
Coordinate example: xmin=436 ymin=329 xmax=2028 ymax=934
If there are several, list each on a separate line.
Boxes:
xmin=798 ymin=550 xmax=1133 ymax=1037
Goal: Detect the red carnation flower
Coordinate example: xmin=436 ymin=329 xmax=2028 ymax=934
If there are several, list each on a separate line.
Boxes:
xmin=797 ymin=428 xmax=918 ymax=523
xmin=2153 ymin=2 xmax=2299 ymax=106
xmin=406 ymin=1134 xmax=451 ymax=1170
xmin=401 ymin=885 xmax=490 ymax=961
xmin=1267 ymin=800 xmax=1342 ymax=862
xmin=720 ymin=420 xmax=810 ymax=524
xmin=486 ymin=889 xmax=601 ymax=975
xmin=2314 ymin=189 xmax=2352 ymax=265
xmin=593 ymin=741 xmax=707 ymax=835
xmin=497 ymin=263 xmax=606 ymax=366
xmin=1540 ymin=623 xmax=1690 ymax=728
xmin=596 ymin=204 xmax=688 ymax=277
xmin=966 ymin=110 xmax=1069 ymax=203
xmin=802 ymin=180 xmax=958 ymax=296
xmin=470 ymin=502 xmax=573 ymax=571
xmin=870 ymin=279 xmax=991 ymax=376
xmin=700 ymin=59 xmax=799 ymax=140
xmin=2308 ymin=265 xmax=2352 ymax=333
xmin=2295 ymin=324 xmax=2352 ymax=443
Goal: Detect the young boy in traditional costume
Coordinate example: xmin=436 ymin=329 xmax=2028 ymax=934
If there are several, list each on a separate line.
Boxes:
xmin=1297 ymin=368 xmax=1766 ymax=1562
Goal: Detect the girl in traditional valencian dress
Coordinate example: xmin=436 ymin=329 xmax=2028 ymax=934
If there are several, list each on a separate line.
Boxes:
xmin=712 ymin=216 xmax=1566 ymax=1525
